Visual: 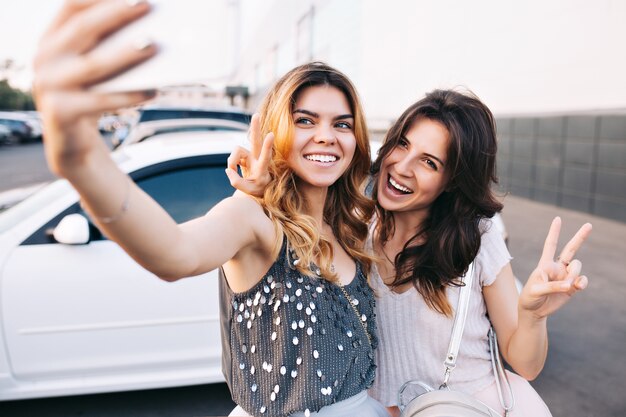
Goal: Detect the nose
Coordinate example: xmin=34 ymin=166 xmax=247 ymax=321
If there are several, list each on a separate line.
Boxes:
xmin=313 ymin=123 xmax=336 ymax=145
xmin=394 ymin=152 xmax=415 ymax=177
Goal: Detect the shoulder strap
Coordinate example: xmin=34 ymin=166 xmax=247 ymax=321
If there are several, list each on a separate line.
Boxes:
xmin=441 ymin=262 xmax=516 ymax=415
xmin=440 ymin=262 xmax=475 ymax=388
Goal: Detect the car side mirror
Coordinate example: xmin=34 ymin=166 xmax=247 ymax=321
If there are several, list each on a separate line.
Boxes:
xmin=53 ymin=213 xmax=91 ymax=245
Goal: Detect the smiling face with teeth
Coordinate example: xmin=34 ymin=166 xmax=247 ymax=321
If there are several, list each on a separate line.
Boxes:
xmin=376 ymin=118 xmax=450 ymax=219
xmin=287 ymin=85 xmax=357 ymax=189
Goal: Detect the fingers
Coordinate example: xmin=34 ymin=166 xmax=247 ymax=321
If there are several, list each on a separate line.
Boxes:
xmin=557 ymin=223 xmax=593 ymax=265
xmin=249 ymin=113 xmax=261 ymax=158
xmin=35 ymin=0 xmax=156 ymax=94
xmin=46 ymin=0 xmax=151 ymax=59
xmin=36 ymin=40 xmax=157 ymax=93
xmin=77 ymin=41 xmax=158 ymax=89
xmin=41 ymin=0 xmax=102 ymax=40
xmin=227 ymin=146 xmax=250 ymax=173
xmin=574 ymin=275 xmax=588 ymax=290
xmin=225 ymin=167 xmax=245 ymax=191
xmin=531 ymin=259 xmax=587 ymax=297
xmin=539 ymin=217 xmax=561 ymax=264
xmin=39 ymin=90 xmax=156 ymax=123
xmin=257 ymin=132 xmax=275 ymax=170
xmin=528 ymin=280 xmax=574 ymax=298
xmin=564 ymin=259 xmax=582 ymax=283
xmin=225 ymin=168 xmax=265 ymax=197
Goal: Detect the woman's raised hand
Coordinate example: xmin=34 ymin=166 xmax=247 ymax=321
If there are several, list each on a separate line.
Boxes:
xmin=225 ymin=113 xmax=274 ymax=197
xmin=33 ymin=0 xmax=157 ymax=174
xmin=519 ymin=217 xmax=593 ymax=319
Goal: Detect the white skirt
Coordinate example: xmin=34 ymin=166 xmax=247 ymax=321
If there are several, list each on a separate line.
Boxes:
xmin=229 ymin=391 xmax=390 ymax=417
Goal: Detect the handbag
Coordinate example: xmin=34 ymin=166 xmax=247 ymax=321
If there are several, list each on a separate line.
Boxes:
xmin=398 ymin=262 xmax=515 ymax=417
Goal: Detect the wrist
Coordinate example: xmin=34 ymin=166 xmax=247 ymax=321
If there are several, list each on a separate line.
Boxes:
xmin=519 ymin=307 xmax=548 ymax=328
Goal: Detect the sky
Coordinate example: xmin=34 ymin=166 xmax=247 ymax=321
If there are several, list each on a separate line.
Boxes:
xmin=0 ymin=0 xmax=64 ymax=90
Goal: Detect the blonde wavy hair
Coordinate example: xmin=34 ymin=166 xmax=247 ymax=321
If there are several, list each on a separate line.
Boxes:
xmin=257 ymin=62 xmax=374 ymax=281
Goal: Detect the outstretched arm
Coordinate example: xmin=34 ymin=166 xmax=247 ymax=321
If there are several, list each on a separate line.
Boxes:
xmin=34 ymin=0 xmax=264 ymax=282
xmin=484 ymin=217 xmax=592 ymax=380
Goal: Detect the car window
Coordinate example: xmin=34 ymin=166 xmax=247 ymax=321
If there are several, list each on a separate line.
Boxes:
xmin=21 ymin=155 xmax=233 ymax=245
xmin=136 ymin=165 xmax=233 ymax=224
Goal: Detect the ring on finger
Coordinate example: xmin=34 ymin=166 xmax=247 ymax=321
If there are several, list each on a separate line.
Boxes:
xmin=556 ymin=256 xmax=570 ymax=267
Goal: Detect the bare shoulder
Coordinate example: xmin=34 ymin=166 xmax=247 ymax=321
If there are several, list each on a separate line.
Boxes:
xmin=210 ymin=193 xmax=263 ymax=216
xmin=208 ymin=194 xmax=276 ymax=247
xmin=208 ymin=194 xmax=277 ymax=292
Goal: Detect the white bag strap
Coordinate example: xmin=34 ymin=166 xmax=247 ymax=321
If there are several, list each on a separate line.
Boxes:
xmin=441 ymin=261 xmax=515 ymax=416
xmin=440 ymin=261 xmax=475 ymax=388
xmin=489 ymin=327 xmax=515 ymax=415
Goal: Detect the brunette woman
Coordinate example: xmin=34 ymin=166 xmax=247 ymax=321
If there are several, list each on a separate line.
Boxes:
xmin=368 ymin=90 xmax=591 ymax=416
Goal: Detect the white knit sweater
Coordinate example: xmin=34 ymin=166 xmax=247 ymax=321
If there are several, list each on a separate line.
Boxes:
xmin=368 ymin=220 xmax=512 ymax=406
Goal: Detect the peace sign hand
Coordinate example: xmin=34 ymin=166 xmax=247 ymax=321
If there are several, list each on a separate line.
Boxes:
xmin=519 ymin=217 xmax=593 ymax=319
xmin=225 ymin=114 xmax=274 ymax=197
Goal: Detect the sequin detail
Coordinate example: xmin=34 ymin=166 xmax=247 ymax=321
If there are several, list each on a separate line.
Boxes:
xmin=222 ymin=240 xmax=378 ymax=417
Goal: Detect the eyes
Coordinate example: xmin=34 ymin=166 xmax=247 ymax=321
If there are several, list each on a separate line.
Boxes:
xmin=395 ymin=138 xmax=440 ymax=171
xmin=294 ymin=117 xmax=352 ymax=131
xmin=425 ymin=159 xmax=438 ymax=170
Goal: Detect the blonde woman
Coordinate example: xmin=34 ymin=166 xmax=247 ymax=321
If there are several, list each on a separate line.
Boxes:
xmin=34 ymin=1 xmax=388 ymax=416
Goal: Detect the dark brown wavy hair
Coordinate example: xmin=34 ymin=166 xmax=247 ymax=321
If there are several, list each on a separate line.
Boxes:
xmin=371 ymin=89 xmax=503 ymax=316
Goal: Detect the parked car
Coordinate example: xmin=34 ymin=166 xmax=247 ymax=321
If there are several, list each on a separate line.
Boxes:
xmin=114 ymin=118 xmax=249 ymax=148
xmin=0 ymin=124 xmax=13 ymax=145
xmin=98 ymin=114 xmax=125 ymax=133
xmin=136 ymin=105 xmax=252 ymax=125
xmin=0 ymin=111 xmax=42 ymax=143
xmin=0 ymin=130 xmax=249 ymax=400
xmin=113 ymin=105 xmax=252 ymax=147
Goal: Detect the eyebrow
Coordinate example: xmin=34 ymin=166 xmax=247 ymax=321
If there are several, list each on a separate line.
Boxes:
xmin=293 ymin=109 xmax=354 ymax=120
xmin=400 ymin=135 xmax=446 ymax=166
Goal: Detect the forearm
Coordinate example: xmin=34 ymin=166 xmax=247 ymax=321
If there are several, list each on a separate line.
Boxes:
xmin=502 ymin=309 xmax=548 ymax=380
xmin=58 ymin=142 xmax=197 ymax=281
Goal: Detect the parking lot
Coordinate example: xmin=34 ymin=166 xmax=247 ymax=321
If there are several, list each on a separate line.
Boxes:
xmin=1 ymin=142 xmax=625 ymax=416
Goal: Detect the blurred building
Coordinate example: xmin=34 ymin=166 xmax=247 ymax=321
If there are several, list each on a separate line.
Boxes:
xmin=226 ymin=0 xmax=626 ymax=222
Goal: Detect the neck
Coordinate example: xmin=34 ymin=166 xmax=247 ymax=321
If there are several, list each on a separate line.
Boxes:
xmin=298 ymin=180 xmax=329 ymax=229
xmin=392 ymin=208 xmax=429 ymax=240
xmin=375 ymin=207 xmax=429 ymax=258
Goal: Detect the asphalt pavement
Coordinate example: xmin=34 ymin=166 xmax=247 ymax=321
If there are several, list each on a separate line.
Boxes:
xmin=500 ymin=195 xmax=626 ymax=417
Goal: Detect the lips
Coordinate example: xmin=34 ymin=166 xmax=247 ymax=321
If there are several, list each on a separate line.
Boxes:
xmin=304 ymin=153 xmax=339 ymax=163
xmin=387 ymin=174 xmax=413 ymax=194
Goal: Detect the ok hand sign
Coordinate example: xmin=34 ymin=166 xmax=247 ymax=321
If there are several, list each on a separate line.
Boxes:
xmin=520 ymin=217 xmax=593 ymax=319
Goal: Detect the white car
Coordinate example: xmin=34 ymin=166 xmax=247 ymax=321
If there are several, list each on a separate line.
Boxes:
xmin=113 ymin=105 xmax=252 ymax=148
xmin=0 ymin=131 xmax=249 ymax=401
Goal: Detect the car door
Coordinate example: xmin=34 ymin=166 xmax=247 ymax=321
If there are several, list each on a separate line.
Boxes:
xmin=2 ymin=154 xmax=233 ymax=389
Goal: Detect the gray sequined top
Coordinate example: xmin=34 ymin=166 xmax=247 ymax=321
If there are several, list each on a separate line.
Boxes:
xmin=219 ymin=239 xmax=378 ymax=417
